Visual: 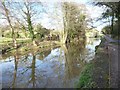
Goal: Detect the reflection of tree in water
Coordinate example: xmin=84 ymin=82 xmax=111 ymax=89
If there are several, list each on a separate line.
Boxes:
xmin=10 ymin=48 xmax=54 ymax=88
xmin=37 ymin=50 xmax=51 ymax=60
xmin=27 ymin=49 xmax=53 ymax=88
xmin=36 ymin=46 xmax=59 ymax=60
xmin=12 ymin=50 xmax=19 ymax=88
xmin=28 ymin=53 xmax=36 ymax=88
xmin=61 ymin=40 xmax=86 ymax=86
xmin=10 ymin=50 xmax=37 ymax=88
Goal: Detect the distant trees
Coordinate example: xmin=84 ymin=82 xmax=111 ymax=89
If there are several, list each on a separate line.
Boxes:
xmin=102 ymin=25 xmax=111 ymax=35
xmin=95 ymin=2 xmax=120 ymax=37
xmin=102 ymin=21 xmax=118 ymax=37
xmin=35 ymin=24 xmax=50 ymax=41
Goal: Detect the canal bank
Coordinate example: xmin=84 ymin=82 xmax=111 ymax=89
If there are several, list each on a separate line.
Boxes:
xmin=77 ymin=36 xmax=119 ymax=88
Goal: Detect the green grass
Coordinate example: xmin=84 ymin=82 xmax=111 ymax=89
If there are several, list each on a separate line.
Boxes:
xmin=76 ymin=63 xmax=97 ymax=88
xmin=0 ymin=37 xmax=12 ymax=43
xmin=0 ymin=37 xmax=31 ymax=44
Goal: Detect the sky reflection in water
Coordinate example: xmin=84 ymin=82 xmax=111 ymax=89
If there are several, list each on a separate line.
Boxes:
xmin=0 ymin=38 xmax=101 ymax=88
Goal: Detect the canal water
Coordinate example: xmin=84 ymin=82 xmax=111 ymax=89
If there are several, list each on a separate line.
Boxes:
xmin=0 ymin=38 xmax=101 ymax=88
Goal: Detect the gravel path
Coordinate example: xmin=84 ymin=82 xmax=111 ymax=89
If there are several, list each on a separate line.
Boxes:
xmin=108 ymin=44 xmax=118 ymax=88
xmin=104 ymin=35 xmax=119 ymax=88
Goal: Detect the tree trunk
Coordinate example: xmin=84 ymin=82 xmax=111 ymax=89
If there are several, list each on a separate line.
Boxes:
xmin=2 ymin=2 xmax=17 ymax=48
xmin=12 ymin=51 xmax=19 ymax=88
xmin=26 ymin=8 xmax=36 ymax=46
xmin=111 ymin=11 xmax=114 ymax=35
xmin=60 ymin=3 xmax=68 ymax=44
xmin=118 ymin=2 xmax=120 ymax=39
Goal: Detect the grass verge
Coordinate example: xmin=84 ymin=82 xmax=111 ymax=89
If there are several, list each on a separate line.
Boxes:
xmin=76 ymin=63 xmax=97 ymax=89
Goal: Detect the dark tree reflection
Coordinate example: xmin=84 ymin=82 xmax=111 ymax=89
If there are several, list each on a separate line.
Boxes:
xmin=12 ymin=50 xmax=19 ymax=88
xmin=60 ymin=40 xmax=86 ymax=86
xmin=28 ymin=53 xmax=36 ymax=88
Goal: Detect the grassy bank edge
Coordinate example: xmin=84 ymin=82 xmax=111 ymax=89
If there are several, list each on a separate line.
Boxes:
xmin=75 ymin=36 xmax=107 ymax=89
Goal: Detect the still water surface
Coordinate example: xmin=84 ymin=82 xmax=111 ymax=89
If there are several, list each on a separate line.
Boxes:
xmin=0 ymin=38 xmax=101 ymax=88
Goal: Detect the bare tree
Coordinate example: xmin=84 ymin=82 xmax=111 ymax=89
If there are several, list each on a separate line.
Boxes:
xmin=9 ymin=1 xmax=43 ymax=45
xmin=0 ymin=1 xmax=17 ymax=47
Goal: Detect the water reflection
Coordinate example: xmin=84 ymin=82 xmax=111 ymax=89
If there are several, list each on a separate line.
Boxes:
xmin=0 ymin=38 xmax=101 ymax=88
xmin=12 ymin=52 xmax=19 ymax=88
